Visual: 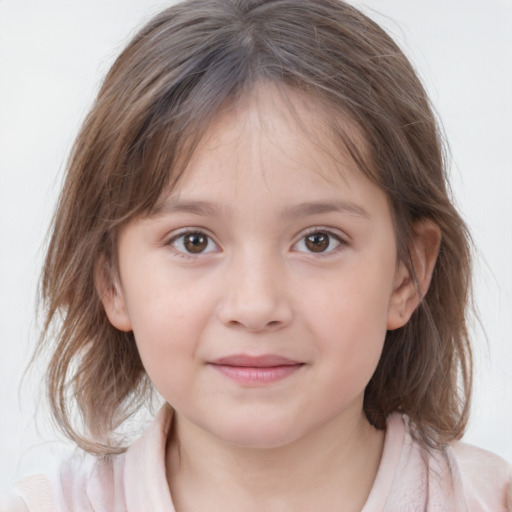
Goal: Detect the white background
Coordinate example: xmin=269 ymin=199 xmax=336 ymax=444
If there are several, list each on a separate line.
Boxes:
xmin=1 ymin=0 xmax=511 ymax=493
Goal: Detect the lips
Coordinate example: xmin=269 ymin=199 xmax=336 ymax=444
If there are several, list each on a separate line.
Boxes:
xmin=208 ymin=354 xmax=304 ymax=385
xmin=212 ymin=354 xmax=301 ymax=367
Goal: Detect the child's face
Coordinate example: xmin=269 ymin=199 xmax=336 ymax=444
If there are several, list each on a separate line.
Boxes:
xmin=103 ymin=84 xmax=413 ymax=448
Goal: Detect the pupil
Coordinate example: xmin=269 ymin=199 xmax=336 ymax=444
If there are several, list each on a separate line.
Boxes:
xmin=306 ymin=233 xmax=329 ymax=252
xmin=184 ymin=233 xmax=207 ymax=253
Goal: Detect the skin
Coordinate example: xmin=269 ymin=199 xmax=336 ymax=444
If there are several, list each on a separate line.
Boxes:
xmin=99 ymin=83 xmax=440 ymax=512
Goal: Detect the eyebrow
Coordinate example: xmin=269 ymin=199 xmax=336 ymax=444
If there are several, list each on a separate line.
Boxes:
xmin=281 ymin=200 xmax=370 ymax=219
xmin=150 ymin=198 xmax=228 ymax=218
xmin=149 ymin=198 xmax=369 ymax=219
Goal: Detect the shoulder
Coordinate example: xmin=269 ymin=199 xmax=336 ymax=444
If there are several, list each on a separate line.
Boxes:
xmin=450 ymin=440 xmax=512 ymax=510
xmin=1 ymin=474 xmax=55 ymax=512
xmin=0 ymin=493 xmax=29 ymax=512
xmin=4 ymin=451 xmax=127 ymax=512
xmin=4 ymin=404 xmax=174 ymax=512
xmin=378 ymin=415 xmax=512 ymax=511
xmin=53 ymin=450 xmax=127 ymax=511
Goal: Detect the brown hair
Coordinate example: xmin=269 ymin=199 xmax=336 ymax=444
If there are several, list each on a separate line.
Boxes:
xmin=37 ymin=0 xmax=472 ymax=454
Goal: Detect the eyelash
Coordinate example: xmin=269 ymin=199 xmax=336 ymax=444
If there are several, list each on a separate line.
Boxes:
xmin=165 ymin=228 xmax=348 ymax=258
xmin=292 ymin=228 xmax=347 ymax=257
xmin=166 ymin=229 xmax=220 ymax=258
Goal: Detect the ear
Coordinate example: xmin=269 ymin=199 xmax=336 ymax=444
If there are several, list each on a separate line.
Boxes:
xmin=94 ymin=256 xmax=133 ymax=332
xmin=387 ymin=219 xmax=441 ymax=330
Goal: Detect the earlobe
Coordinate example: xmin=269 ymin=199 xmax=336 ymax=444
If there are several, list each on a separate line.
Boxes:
xmin=387 ymin=219 xmax=441 ymax=330
xmin=94 ymin=257 xmax=133 ymax=332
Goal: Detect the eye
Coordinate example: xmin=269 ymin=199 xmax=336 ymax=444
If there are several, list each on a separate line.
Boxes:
xmin=293 ymin=230 xmax=343 ymax=254
xmin=169 ymin=231 xmax=218 ymax=255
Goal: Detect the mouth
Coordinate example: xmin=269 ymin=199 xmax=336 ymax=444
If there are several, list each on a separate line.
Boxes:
xmin=208 ymin=354 xmax=305 ymax=385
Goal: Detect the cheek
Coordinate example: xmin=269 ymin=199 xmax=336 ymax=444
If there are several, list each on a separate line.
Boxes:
xmin=306 ymin=255 xmax=395 ymax=385
xmin=312 ymin=303 xmax=387 ymax=414
xmin=312 ymin=258 xmax=395 ymax=336
xmin=124 ymin=259 xmax=215 ymax=335
xmin=123 ymin=276 xmax=214 ymax=392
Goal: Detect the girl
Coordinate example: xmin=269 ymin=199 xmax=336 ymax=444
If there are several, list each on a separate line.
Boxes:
xmin=4 ymin=0 xmax=511 ymax=510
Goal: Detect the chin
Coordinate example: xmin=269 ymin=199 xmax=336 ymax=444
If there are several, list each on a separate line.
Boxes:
xmin=208 ymin=415 xmax=306 ymax=450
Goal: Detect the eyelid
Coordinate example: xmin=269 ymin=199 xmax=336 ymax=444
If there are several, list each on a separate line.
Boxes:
xmin=165 ymin=228 xmax=221 ymax=256
xmin=291 ymin=227 xmax=349 ymax=255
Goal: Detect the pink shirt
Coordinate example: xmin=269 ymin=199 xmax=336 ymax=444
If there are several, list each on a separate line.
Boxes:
xmin=7 ymin=405 xmax=512 ymax=511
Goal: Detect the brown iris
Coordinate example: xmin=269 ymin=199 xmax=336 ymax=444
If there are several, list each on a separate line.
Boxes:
xmin=305 ymin=232 xmax=330 ymax=252
xmin=183 ymin=232 xmax=208 ymax=253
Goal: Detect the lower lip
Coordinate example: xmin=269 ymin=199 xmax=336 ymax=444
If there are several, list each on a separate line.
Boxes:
xmin=210 ymin=364 xmax=303 ymax=385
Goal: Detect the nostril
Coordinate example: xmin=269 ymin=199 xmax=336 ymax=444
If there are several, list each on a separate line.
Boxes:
xmin=217 ymin=290 xmax=293 ymax=332
xmin=227 ymin=318 xmax=283 ymax=332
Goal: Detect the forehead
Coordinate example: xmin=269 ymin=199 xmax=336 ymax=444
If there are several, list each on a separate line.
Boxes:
xmin=151 ymin=82 xmax=388 ymax=223
xmin=161 ymin=82 xmax=371 ymax=200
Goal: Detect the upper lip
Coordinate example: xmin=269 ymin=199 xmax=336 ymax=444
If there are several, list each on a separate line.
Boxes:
xmin=210 ymin=354 xmax=302 ymax=367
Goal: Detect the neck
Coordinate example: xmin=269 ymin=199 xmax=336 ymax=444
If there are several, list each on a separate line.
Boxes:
xmin=166 ymin=403 xmax=384 ymax=512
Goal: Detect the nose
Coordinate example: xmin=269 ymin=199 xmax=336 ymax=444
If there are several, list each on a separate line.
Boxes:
xmin=216 ymin=252 xmax=293 ymax=333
